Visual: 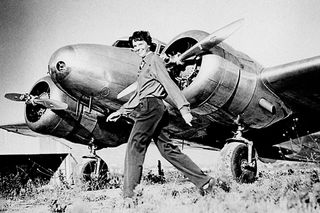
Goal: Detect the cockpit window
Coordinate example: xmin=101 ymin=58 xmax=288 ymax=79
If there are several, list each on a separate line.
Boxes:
xmin=159 ymin=45 xmax=165 ymax=54
xmin=112 ymin=37 xmax=166 ymax=56
xmin=113 ymin=40 xmax=131 ymax=48
xmin=113 ymin=40 xmax=157 ymax=52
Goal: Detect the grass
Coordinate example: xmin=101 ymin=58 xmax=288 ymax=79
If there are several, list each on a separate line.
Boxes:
xmin=1 ymin=161 xmax=320 ymax=213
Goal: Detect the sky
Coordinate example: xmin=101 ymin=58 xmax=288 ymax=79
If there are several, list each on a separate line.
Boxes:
xmin=1 ymin=0 xmax=320 ymax=125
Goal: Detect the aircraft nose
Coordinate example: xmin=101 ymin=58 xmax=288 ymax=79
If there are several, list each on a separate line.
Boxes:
xmin=48 ymin=45 xmax=75 ymax=83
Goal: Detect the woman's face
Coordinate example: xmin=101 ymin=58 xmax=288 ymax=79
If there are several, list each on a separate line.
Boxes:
xmin=132 ymin=40 xmax=150 ymax=58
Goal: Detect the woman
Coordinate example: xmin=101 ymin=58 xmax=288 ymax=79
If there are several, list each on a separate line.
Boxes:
xmin=107 ymin=31 xmax=215 ymax=198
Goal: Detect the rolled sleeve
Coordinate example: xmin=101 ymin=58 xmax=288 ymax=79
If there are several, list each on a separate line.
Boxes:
xmin=118 ymin=90 xmax=139 ymax=116
xmin=152 ymin=56 xmax=191 ymax=114
xmin=179 ymin=106 xmax=191 ymax=116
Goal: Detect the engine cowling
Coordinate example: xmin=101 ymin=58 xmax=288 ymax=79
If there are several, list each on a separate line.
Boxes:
xmin=163 ymin=30 xmax=288 ymax=128
xmin=25 ymin=76 xmax=130 ymax=148
xmin=163 ymin=31 xmax=245 ymax=118
xmin=25 ymin=76 xmax=74 ymax=135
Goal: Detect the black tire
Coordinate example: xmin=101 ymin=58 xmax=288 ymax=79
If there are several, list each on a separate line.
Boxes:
xmin=220 ymin=142 xmax=257 ymax=183
xmin=79 ymin=159 xmax=109 ymax=190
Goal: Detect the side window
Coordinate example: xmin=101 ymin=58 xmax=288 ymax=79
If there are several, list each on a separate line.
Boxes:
xmin=158 ymin=45 xmax=165 ymax=54
xmin=150 ymin=43 xmax=157 ymax=53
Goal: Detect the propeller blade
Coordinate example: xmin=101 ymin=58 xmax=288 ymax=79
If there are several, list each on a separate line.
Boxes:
xmin=5 ymin=93 xmax=28 ymax=102
xmin=6 ymin=92 xmax=67 ymax=110
xmin=117 ymin=81 xmax=138 ymax=99
xmin=33 ymin=98 xmax=68 ymax=110
xmin=176 ymin=18 xmax=244 ymax=63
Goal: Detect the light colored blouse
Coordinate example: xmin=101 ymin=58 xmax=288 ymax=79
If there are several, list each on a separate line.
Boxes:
xmin=118 ymin=51 xmax=190 ymax=116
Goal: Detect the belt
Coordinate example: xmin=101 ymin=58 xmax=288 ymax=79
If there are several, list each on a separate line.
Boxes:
xmin=138 ymin=96 xmax=162 ymax=107
xmin=139 ymin=96 xmax=159 ymax=101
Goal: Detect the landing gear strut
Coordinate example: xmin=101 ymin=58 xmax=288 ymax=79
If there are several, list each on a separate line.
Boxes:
xmin=77 ymin=138 xmax=109 ymax=190
xmin=220 ymin=116 xmax=257 ymax=183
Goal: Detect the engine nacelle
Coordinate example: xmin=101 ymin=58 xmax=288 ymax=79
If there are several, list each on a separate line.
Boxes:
xmin=164 ymin=30 xmax=289 ymax=128
xmin=164 ymin=30 xmax=244 ymax=107
xmin=163 ymin=30 xmax=248 ymax=114
xmin=25 ymin=76 xmax=130 ymax=148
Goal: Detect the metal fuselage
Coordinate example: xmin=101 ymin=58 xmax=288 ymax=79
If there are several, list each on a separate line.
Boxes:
xmin=49 ymin=44 xmax=140 ymax=112
xmin=2 ymin=27 xmax=317 ymax=162
xmin=20 ymin=31 xmax=320 ymax=161
xmin=48 ymin=40 xmax=290 ymax=139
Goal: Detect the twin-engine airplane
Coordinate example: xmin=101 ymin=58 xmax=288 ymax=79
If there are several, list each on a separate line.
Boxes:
xmin=3 ymin=19 xmax=320 ymax=184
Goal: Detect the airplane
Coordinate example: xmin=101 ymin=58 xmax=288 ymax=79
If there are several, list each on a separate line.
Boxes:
xmin=2 ymin=19 xmax=320 ymax=185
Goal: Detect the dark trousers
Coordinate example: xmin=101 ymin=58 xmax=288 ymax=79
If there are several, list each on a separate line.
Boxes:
xmin=123 ymin=97 xmax=210 ymax=198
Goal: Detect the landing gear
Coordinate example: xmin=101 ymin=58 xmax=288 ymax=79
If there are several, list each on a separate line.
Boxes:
xmin=219 ymin=117 xmax=257 ymax=183
xmin=77 ymin=138 xmax=109 ymax=190
xmin=79 ymin=158 xmax=109 ymax=190
xmin=220 ymin=142 xmax=257 ymax=183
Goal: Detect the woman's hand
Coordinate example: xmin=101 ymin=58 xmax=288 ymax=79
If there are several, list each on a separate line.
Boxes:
xmin=106 ymin=111 xmax=121 ymax=122
xmin=182 ymin=112 xmax=193 ymax=126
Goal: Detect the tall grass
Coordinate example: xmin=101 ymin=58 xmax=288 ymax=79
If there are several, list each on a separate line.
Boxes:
xmin=1 ymin=161 xmax=320 ymax=213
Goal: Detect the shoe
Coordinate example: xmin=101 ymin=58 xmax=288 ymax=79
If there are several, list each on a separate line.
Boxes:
xmin=199 ymin=177 xmax=230 ymax=196
xmin=199 ymin=178 xmax=216 ymax=196
xmin=122 ymin=197 xmax=135 ymax=208
xmin=216 ymin=178 xmax=231 ymax=192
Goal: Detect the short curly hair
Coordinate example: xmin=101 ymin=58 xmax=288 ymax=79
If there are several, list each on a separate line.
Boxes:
xmin=129 ymin=31 xmax=152 ymax=47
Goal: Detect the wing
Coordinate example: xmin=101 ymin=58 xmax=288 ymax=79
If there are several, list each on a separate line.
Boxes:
xmin=273 ymin=132 xmax=320 ymax=162
xmin=0 ymin=123 xmax=43 ymax=137
xmin=261 ymin=55 xmax=320 ymax=114
xmin=258 ymin=56 xmax=320 ymax=163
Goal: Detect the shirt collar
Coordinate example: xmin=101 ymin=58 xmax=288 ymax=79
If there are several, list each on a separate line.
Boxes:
xmin=142 ymin=51 xmax=153 ymax=61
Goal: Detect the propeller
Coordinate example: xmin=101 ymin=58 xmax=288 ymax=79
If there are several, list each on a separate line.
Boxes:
xmin=32 ymin=98 xmax=68 ymax=110
xmin=171 ymin=18 xmax=244 ymax=64
xmin=5 ymin=93 xmax=68 ymax=110
xmin=4 ymin=93 xmax=29 ymax=102
xmin=117 ymin=81 xmax=138 ymax=99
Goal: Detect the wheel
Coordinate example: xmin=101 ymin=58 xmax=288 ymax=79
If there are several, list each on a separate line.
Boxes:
xmin=78 ymin=158 xmax=109 ymax=190
xmin=219 ymin=142 xmax=257 ymax=183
